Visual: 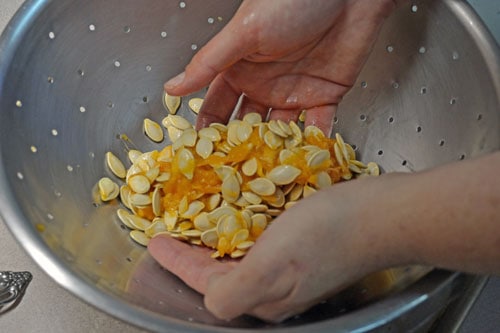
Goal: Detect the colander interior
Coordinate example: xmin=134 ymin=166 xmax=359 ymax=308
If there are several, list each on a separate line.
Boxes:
xmin=0 ymin=0 xmax=499 ymax=332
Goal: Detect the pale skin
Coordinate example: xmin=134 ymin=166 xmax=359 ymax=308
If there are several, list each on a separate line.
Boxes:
xmin=149 ymin=0 xmax=500 ymax=322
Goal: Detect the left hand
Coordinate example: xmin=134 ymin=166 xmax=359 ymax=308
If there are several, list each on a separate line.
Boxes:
xmin=148 ymin=174 xmax=406 ymax=322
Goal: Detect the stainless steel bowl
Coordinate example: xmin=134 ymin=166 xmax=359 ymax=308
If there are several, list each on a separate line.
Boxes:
xmin=0 ymin=0 xmax=499 ymax=332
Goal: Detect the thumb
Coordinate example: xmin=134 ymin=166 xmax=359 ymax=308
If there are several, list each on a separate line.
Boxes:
xmin=164 ymin=19 xmax=254 ymax=96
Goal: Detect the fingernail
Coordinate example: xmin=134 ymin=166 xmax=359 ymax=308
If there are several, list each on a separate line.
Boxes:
xmin=165 ymin=71 xmax=185 ymax=89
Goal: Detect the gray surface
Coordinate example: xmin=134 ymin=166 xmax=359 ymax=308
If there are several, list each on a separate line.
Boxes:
xmin=0 ymin=0 xmax=499 ymax=332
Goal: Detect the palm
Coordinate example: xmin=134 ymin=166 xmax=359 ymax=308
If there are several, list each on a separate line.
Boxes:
xmin=166 ymin=0 xmax=396 ymax=133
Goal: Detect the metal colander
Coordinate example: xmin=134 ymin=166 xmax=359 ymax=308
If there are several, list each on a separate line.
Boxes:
xmin=0 ymin=0 xmax=499 ymax=332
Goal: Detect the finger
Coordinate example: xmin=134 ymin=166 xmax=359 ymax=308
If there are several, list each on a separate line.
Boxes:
xmin=303 ymin=105 xmax=337 ymax=137
xmin=195 ymin=75 xmax=241 ymax=130
xmin=164 ymin=17 xmax=254 ymax=96
xmin=267 ymin=109 xmax=302 ymax=123
xmin=148 ymin=235 xmax=232 ymax=294
xmin=234 ymin=96 xmax=269 ymax=120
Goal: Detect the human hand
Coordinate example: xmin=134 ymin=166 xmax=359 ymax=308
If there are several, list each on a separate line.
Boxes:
xmin=164 ymin=0 xmax=397 ymax=135
xmin=148 ymin=174 xmax=408 ymax=322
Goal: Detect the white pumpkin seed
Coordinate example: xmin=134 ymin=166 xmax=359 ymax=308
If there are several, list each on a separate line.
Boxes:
xmin=196 ymin=137 xmax=214 ymax=159
xmin=193 ymin=212 xmax=213 ymax=231
xmin=307 ymin=149 xmax=331 ymax=169
xmin=198 ymin=127 xmax=221 ymax=142
xmin=241 ymin=157 xmax=258 ymax=176
xmin=207 ymin=193 xmax=221 ymax=211
xmin=130 ymin=230 xmax=150 ymax=246
xmin=267 ymin=165 xmax=302 ymax=185
xmin=176 ymin=148 xmax=195 ymax=180
xmin=128 ymin=175 xmax=151 ymax=194
xmin=105 ymin=152 xmax=126 ymax=178
xmin=166 ymin=125 xmax=184 ymax=143
xmin=242 ymin=191 xmax=262 ymax=205
xmin=163 ymin=92 xmax=181 ymax=114
xmin=180 ymin=200 xmax=205 ymax=219
xmin=182 ymin=229 xmax=203 ymax=237
xmin=230 ymin=249 xmax=247 ymax=259
xmin=264 ymin=130 xmax=283 ymax=150
xmin=236 ymin=240 xmax=255 ymax=250
xmin=201 ymin=228 xmax=218 ymax=248
xmin=242 ymin=112 xmax=262 ymax=125
xmin=145 ymin=220 xmax=167 ymax=238
xmin=127 ymin=215 xmax=152 ymax=231
xmin=117 ymin=208 xmax=135 ymax=229
xmin=152 ymin=187 xmax=162 ymax=216
xmin=143 ymin=118 xmax=164 ymax=142
xmin=164 ymin=211 xmax=179 ymax=230
xmin=164 ymin=114 xmax=193 ymax=130
xmin=98 ymin=177 xmax=120 ymax=201
xmin=119 ymin=185 xmax=132 ymax=209
xmin=237 ymin=121 xmax=253 ymax=143
xmin=188 ymin=97 xmax=203 ymax=114
xmin=129 ymin=193 xmax=152 ymax=206
xmin=221 ymin=173 xmax=240 ymax=203
xmin=128 ymin=149 xmax=142 ymax=164
xmin=248 ymin=177 xmax=276 ymax=196
xmin=367 ymin=162 xmax=380 ymax=176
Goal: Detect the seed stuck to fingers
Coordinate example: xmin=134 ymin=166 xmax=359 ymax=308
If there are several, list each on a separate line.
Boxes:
xmin=98 ymin=111 xmax=379 ymax=258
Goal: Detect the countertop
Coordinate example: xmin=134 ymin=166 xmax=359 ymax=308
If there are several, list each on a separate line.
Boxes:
xmin=1 ymin=1 xmax=499 ymax=332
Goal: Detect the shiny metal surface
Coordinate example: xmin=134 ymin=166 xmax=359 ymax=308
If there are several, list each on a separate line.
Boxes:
xmin=0 ymin=271 xmax=32 ymax=309
xmin=0 ymin=0 xmax=498 ymax=332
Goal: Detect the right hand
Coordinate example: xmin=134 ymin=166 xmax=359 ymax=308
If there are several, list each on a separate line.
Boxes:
xmin=165 ymin=0 xmax=397 ymax=135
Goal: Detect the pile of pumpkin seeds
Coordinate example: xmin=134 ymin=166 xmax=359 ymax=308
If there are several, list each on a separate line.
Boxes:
xmin=96 ymin=94 xmax=379 ymax=258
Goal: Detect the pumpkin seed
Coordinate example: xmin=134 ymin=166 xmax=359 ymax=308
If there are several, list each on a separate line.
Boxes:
xmin=201 ymin=228 xmax=218 ymax=248
xmin=221 ymin=173 xmax=240 ymax=203
xmin=144 ymin=118 xmax=164 ymax=142
xmin=163 ymin=92 xmax=181 ymax=114
xmin=166 ymin=125 xmax=184 ymax=143
xmin=188 ymin=97 xmax=204 ymax=114
xmin=129 ymin=193 xmax=152 ymax=206
xmin=164 ymin=211 xmax=179 ymax=230
xmin=180 ymin=200 xmax=205 ymax=219
xmin=241 ymin=157 xmax=258 ymax=176
xmin=248 ymin=177 xmax=276 ymax=196
xmin=198 ymin=127 xmax=221 ymax=142
xmin=242 ymin=191 xmax=262 ymax=205
xmin=128 ymin=175 xmax=151 ymax=194
xmin=237 ymin=121 xmax=253 ymax=143
xmin=193 ymin=212 xmax=213 ymax=231
xmin=130 ymin=230 xmax=150 ymax=246
xmin=119 ymin=185 xmax=132 ymax=209
xmin=207 ymin=193 xmax=221 ymax=211
xmin=299 ymin=110 xmax=306 ymax=122
xmin=196 ymin=137 xmax=213 ymax=159
xmin=127 ymin=215 xmax=152 ymax=231
xmin=152 ymin=187 xmax=162 ymax=216
xmin=128 ymin=149 xmax=142 ymax=164
xmin=307 ymin=149 xmax=331 ymax=169
xmin=230 ymin=249 xmax=247 ymax=259
xmin=164 ymin=114 xmax=193 ymax=130
xmin=367 ymin=162 xmax=380 ymax=176
xmin=176 ymin=148 xmax=195 ymax=180
xmin=182 ymin=229 xmax=202 ymax=237
xmin=145 ymin=220 xmax=167 ymax=238
xmin=117 ymin=208 xmax=135 ymax=229
xmin=236 ymin=240 xmax=255 ymax=250
xmin=98 ymin=177 xmax=120 ymax=201
xmin=106 ymin=152 xmax=126 ymax=178
xmin=242 ymin=112 xmax=262 ymax=125
xmin=267 ymin=165 xmax=301 ymax=185
xmin=264 ymin=130 xmax=283 ymax=150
